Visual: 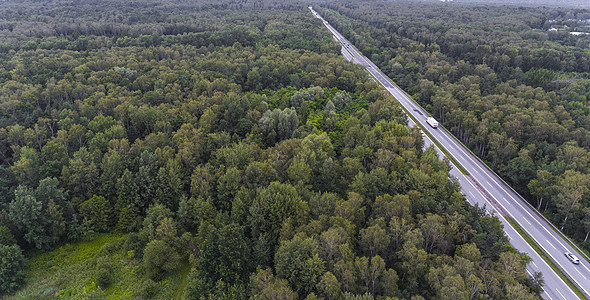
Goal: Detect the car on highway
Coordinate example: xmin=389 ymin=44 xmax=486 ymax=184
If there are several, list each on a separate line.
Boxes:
xmin=426 ymin=117 xmax=439 ymax=128
xmin=565 ymin=251 xmax=580 ymax=264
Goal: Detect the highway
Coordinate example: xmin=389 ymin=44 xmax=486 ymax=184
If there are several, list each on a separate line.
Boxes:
xmin=309 ymin=6 xmax=590 ymax=300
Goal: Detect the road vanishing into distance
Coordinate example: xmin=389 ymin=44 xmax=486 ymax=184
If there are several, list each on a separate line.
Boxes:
xmin=309 ymin=6 xmax=590 ymax=300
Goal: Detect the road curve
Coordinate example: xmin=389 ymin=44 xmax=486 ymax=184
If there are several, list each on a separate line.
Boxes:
xmin=309 ymin=6 xmax=590 ymax=300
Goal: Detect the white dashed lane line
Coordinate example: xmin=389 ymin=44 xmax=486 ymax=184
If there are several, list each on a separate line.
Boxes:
xmin=575 ymin=268 xmax=587 ymax=280
xmin=556 ymin=288 xmax=565 ymax=299
xmin=545 ymin=291 xmax=554 ymax=300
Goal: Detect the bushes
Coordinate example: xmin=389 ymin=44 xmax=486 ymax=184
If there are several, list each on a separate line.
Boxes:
xmin=183 ymin=271 xmax=209 ymax=300
xmin=0 ymin=226 xmax=16 ymax=246
xmin=135 ymin=279 xmax=158 ymax=299
xmin=79 ymin=195 xmax=113 ymax=232
xmin=95 ymin=256 xmax=115 ymax=288
xmin=123 ymin=232 xmax=148 ymax=259
xmin=142 ymin=240 xmax=180 ymax=280
xmin=0 ymin=245 xmax=26 ymax=294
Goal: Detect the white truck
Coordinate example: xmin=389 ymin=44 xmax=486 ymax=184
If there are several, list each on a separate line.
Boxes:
xmin=426 ymin=117 xmax=439 ymax=128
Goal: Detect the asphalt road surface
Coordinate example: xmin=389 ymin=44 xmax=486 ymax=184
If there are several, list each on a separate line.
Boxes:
xmin=309 ymin=6 xmax=590 ymax=300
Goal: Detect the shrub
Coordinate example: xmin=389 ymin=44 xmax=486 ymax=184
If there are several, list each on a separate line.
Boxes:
xmin=136 ymin=278 xmax=158 ymax=299
xmin=0 ymin=245 xmax=26 ymax=294
xmin=95 ymin=256 xmax=115 ymax=289
xmin=0 ymin=226 xmax=16 ymax=246
xmin=183 ymin=270 xmax=210 ymax=300
xmin=143 ymin=240 xmax=180 ymax=279
xmin=124 ymin=232 xmax=148 ymax=259
xmin=96 ymin=242 xmax=117 ymax=257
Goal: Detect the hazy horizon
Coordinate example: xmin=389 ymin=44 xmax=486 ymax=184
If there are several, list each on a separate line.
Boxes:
xmin=401 ymin=0 xmax=590 ymax=8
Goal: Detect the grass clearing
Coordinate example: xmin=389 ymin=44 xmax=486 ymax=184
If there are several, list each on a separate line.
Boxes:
xmin=8 ymin=233 xmax=191 ymax=300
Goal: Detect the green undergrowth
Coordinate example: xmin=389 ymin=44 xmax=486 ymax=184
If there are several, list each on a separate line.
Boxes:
xmin=7 ymin=233 xmax=190 ymax=300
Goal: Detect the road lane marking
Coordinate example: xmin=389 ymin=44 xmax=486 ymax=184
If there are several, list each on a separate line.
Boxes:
xmin=545 ymin=292 xmax=554 ymax=300
xmin=556 ymin=288 xmax=565 ymax=299
xmin=495 ymin=198 xmax=511 ymax=217
xmin=532 ymin=261 xmax=538 ymax=268
xmin=547 ymin=240 xmax=556 ymax=250
xmin=575 ymin=268 xmax=587 ymax=280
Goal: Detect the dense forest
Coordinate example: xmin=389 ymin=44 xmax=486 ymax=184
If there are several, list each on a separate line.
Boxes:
xmin=0 ymin=0 xmax=542 ymax=299
xmin=312 ymin=0 xmax=590 ymax=253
